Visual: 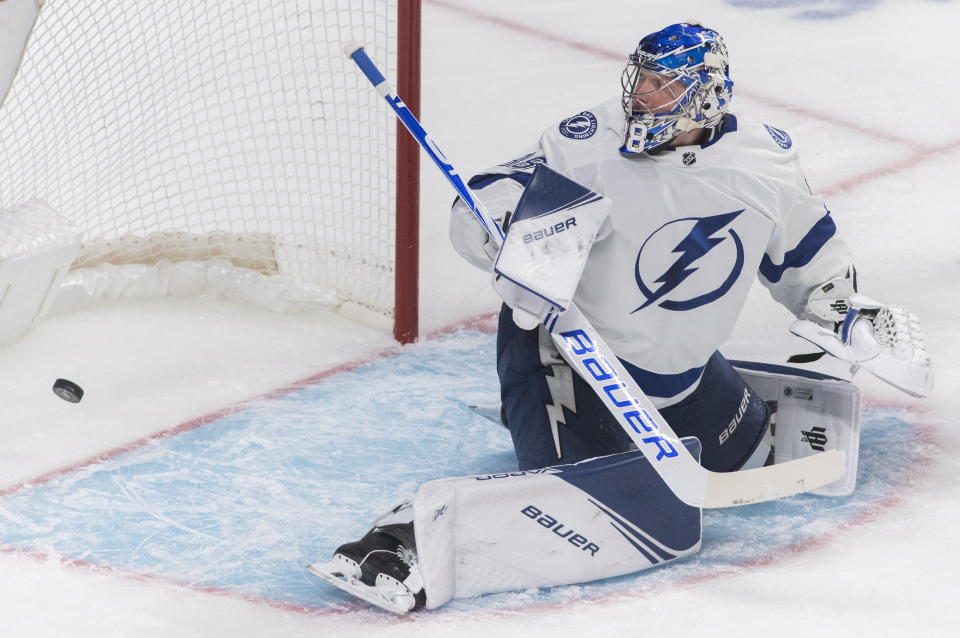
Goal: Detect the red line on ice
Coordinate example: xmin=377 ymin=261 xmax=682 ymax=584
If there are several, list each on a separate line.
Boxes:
xmin=425 ymin=0 xmax=958 ymax=194
xmin=0 ymin=544 xmax=359 ymax=618
xmin=0 ymin=311 xmax=498 ymax=500
xmin=0 ymin=313 xmax=500 ymax=617
xmin=423 ymin=0 xmax=916 ymax=145
xmin=819 ymin=137 xmax=960 ymax=196
xmin=0 ymin=358 xmax=380 ymax=498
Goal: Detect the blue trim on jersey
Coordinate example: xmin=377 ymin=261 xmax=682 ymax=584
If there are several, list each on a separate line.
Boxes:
xmin=759 ymin=212 xmax=837 ymax=283
xmin=645 ymin=114 xmax=738 ymax=155
xmin=700 ymin=114 xmax=739 ymax=149
xmin=621 ymin=359 xmax=705 ymax=398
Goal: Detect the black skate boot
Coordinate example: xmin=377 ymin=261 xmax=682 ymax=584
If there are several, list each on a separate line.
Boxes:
xmin=307 ymin=503 xmax=425 ymax=613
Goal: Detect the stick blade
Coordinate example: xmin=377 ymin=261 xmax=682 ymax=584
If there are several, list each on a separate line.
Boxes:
xmin=702 ymin=449 xmax=846 ymax=508
xmin=307 ymin=560 xmax=416 ymax=614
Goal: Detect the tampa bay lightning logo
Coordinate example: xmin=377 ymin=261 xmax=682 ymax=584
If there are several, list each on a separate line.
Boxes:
xmin=763 ymin=124 xmax=792 ymax=149
xmin=559 ymin=111 xmax=598 ymax=140
xmin=633 ymin=210 xmax=745 ymax=312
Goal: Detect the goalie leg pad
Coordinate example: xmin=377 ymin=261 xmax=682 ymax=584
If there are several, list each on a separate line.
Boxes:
xmin=411 ymin=440 xmax=702 ymax=610
xmin=732 ymin=361 xmax=862 ymax=496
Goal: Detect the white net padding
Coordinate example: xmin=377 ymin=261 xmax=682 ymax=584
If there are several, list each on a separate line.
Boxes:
xmin=0 ymin=0 xmax=400 ymax=317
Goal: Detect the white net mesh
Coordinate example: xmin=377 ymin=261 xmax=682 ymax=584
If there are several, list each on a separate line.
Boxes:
xmin=0 ymin=0 xmax=399 ymax=316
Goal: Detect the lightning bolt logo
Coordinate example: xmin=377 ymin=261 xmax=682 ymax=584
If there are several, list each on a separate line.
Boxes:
xmin=539 ymin=329 xmax=576 ymax=460
xmin=633 ymin=210 xmax=746 ymax=313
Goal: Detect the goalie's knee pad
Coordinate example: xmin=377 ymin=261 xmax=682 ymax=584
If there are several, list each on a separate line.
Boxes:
xmin=732 ymin=361 xmax=862 ymax=496
xmin=497 ymin=330 xmax=769 ymax=474
xmin=655 ymin=351 xmax=771 ymax=472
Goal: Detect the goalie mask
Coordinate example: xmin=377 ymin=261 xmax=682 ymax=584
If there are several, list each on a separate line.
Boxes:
xmin=620 ymin=23 xmax=734 ymax=155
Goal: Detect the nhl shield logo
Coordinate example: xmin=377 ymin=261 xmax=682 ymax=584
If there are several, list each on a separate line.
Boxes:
xmin=682 ymin=152 xmax=697 ymax=166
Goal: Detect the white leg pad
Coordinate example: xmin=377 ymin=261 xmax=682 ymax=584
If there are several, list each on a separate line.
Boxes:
xmin=734 ymin=362 xmax=862 ymax=497
xmin=409 ymin=445 xmax=702 ymax=609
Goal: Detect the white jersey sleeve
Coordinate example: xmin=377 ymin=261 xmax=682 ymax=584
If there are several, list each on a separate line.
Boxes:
xmin=448 ymin=147 xmax=545 ymax=271
xmin=755 ymin=142 xmax=853 ymax=317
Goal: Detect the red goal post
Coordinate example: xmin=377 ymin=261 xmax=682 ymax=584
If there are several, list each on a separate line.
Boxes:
xmin=395 ymin=0 xmax=421 ymax=343
xmin=0 ymin=0 xmax=421 ymax=344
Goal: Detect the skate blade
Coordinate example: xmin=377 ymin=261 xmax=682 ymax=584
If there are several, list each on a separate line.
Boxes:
xmin=307 ymin=560 xmax=416 ymax=614
xmin=468 ymin=404 xmax=504 ymax=426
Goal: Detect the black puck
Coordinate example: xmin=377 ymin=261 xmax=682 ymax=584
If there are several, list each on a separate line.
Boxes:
xmin=53 ymin=378 xmax=84 ymax=403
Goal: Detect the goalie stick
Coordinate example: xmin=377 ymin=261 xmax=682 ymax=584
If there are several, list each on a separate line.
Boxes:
xmin=343 ymin=42 xmax=844 ymax=508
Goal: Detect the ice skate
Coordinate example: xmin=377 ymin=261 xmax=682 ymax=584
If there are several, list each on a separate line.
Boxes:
xmin=308 ymin=504 xmax=425 ymax=614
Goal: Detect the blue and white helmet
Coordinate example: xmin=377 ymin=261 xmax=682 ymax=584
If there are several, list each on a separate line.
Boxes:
xmin=620 ymin=23 xmax=734 ymax=155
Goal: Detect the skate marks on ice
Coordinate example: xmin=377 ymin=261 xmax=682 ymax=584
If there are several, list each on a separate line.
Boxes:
xmin=0 ymin=330 xmax=934 ymax=615
xmin=0 ymin=330 xmax=507 ymax=613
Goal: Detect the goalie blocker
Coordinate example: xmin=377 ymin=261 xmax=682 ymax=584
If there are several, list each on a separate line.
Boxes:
xmin=309 ymin=362 xmax=861 ymax=613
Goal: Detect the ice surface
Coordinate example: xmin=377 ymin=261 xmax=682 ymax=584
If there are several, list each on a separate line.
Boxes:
xmin=1 ymin=0 xmax=959 ymax=636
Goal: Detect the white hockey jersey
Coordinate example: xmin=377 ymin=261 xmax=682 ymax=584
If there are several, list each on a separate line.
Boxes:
xmin=450 ymin=97 xmax=853 ymax=405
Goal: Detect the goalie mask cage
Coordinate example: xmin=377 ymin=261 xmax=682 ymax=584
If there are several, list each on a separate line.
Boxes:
xmin=0 ymin=0 xmax=421 ymax=343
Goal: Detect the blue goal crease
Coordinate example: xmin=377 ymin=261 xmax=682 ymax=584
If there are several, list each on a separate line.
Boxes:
xmin=0 ymin=329 xmax=922 ymax=613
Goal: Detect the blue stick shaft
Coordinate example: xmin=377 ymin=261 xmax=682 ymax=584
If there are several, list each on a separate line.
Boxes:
xmin=345 ymin=45 xmax=505 ymax=243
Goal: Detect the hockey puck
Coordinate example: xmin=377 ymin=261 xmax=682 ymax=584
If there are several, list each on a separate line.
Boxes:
xmin=52 ymin=378 xmax=84 ymax=403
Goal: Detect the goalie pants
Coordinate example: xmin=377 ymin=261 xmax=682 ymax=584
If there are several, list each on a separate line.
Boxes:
xmin=497 ymin=305 xmax=770 ymax=472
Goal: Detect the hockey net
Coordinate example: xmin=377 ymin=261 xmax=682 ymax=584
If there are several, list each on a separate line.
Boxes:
xmin=0 ymin=0 xmax=420 ymax=341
